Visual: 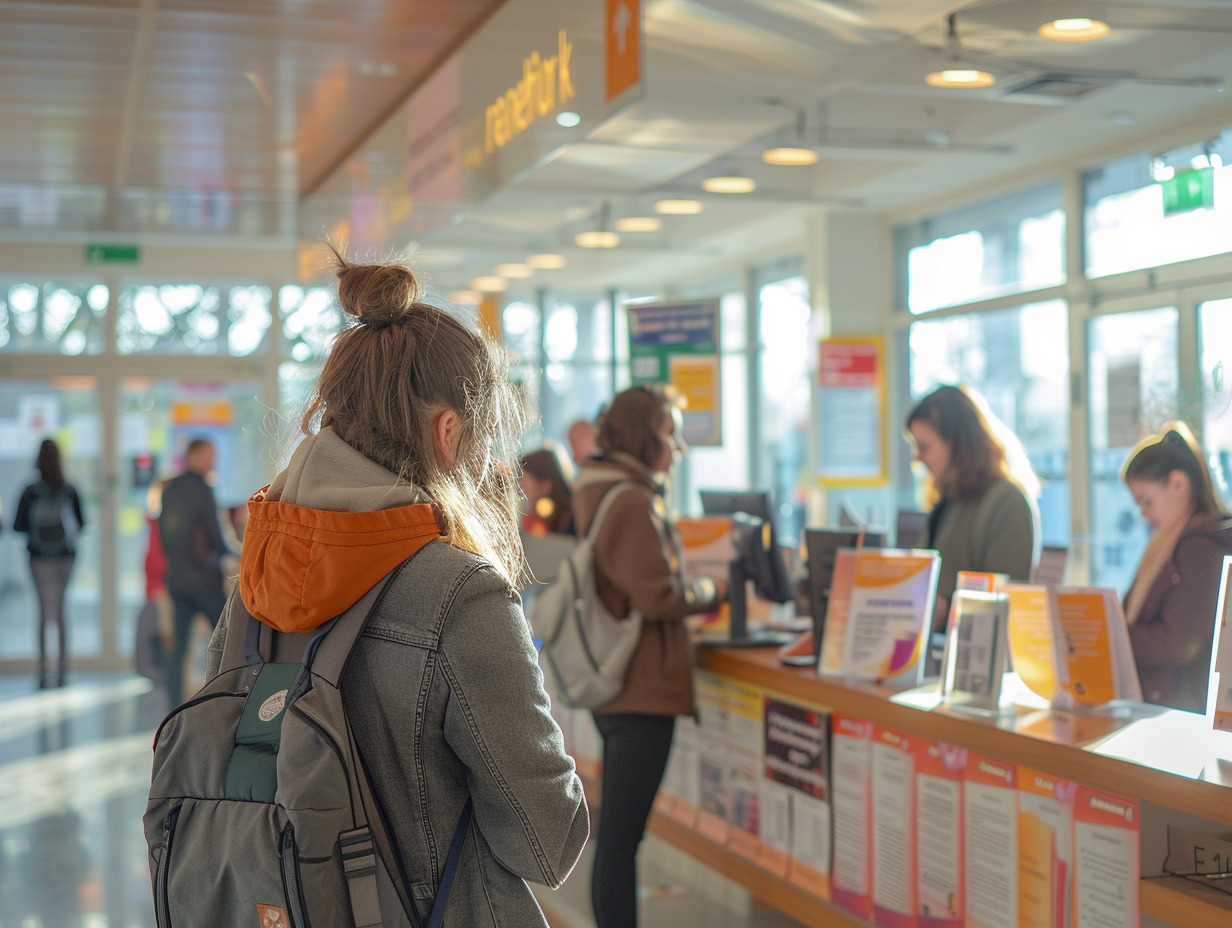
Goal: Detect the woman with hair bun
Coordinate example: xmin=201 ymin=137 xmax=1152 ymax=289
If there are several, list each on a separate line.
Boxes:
xmin=573 ymin=384 xmax=727 ymax=928
xmin=1121 ymin=421 xmax=1232 ymax=712
xmin=905 ymin=384 xmax=1042 ymax=632
xmin=204 ymin=245 xmax=587 ymax=924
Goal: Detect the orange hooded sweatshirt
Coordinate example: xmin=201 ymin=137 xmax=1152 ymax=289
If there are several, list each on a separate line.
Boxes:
xmin=238 ymin=428 xmax=441 ymax=634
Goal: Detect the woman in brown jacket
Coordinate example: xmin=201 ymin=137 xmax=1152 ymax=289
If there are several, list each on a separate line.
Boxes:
xmin=1122 ymin=421 xmax=1232 ymax=712
xmin=572 ymin=386 xmax=726 ymax=928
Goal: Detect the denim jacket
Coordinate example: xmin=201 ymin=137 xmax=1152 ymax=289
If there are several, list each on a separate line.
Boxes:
xmin=206 ymin=429 xmax=588 ymax=925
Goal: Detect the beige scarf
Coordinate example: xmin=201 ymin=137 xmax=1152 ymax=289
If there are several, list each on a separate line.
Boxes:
xmin=1124 ymin=516 xmax=1188 ymax=626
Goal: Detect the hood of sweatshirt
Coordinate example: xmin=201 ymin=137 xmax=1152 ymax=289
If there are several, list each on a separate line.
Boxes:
xmin=238 ymin=427 xmax=441 ymax=633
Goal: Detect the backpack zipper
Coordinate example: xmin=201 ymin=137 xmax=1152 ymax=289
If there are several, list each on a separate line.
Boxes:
xmin=152 ymin=690 xmax=247 ymax=750
xmin=154 ymin=803 xmax=182 ymax=928
xmin=280 ymin=823 xmax=311 ymax=928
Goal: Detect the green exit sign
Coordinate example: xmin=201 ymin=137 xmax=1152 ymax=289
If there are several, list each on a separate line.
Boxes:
xmin=1160 ymin=167 xmax=1215 ymax=216
xmin=85 ymin=244 xmax=140 ymax=264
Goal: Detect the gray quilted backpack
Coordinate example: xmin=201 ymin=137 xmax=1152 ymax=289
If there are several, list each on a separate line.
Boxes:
xmin=144 ymin=552 xmax=470 ymax=928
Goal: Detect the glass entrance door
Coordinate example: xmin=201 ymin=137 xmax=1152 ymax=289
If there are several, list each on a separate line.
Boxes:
xmin=0 ymin=378 xmax=100 ymax=664
xmin=1087 ymin=307 xmax=1179 ymax=592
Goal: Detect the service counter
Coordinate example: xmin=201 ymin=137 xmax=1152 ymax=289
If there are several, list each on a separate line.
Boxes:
xmin=631 ymin=646 xmax=1232 ymax=928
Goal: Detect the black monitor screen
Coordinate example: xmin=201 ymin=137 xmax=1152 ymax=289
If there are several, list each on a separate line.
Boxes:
xmin=805 ymin=528 xmax=885 ymax=642
xmin=700 ymin=489 xmax=793 ymax=604
xmin=895 ymin=509 xmax=929 ymax=548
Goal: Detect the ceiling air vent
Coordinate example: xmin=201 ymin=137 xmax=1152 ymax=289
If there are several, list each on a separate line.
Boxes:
xmin=1000 ymin=72 xmax=1116 ymax=101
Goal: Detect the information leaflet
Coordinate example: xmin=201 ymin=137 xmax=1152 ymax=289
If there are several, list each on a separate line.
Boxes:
xmin=964 ymin=754 xmax=1018 ymax=928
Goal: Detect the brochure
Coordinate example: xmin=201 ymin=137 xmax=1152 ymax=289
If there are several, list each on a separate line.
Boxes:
xmin=871 ymin=727 xmax=917 ymax=928
xmin=964 ymin=754 xmax=1018 ymax=928
xmin=1047 ymin=587 xmax=1142 ymax=707
xmin=763 ymin=694 xmax=831 ymax=890
xmin=821 ymin=549 xmax=939 ymax=685
xmin=1005 ymin=584 xmax=1058 ymax=702
xmin=1071 ymin=787 xmax=1139 ymax=928
xmin=941 ymin=590 xmax=1010 ymax=713
xmin=1018 ymin=768 xmax=1075 ymax=928
xmin=915 ymin=740 xmax=966 ymax=928
xmin=831 ymin=714 xmax=875 ymax=922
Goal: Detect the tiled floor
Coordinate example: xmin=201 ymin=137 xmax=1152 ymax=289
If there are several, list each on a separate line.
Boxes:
xmin=0 ymin=671 xmax=803 ymax=928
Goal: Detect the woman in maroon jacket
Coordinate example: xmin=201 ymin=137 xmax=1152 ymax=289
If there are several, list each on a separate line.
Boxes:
xmin=572 ymin=386 xmax=726 ymax=928
xmin=1122 ymin=421 xmax=1232 ymax=712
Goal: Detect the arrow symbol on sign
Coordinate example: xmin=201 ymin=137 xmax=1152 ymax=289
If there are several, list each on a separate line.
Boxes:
xmin=612 ymin=2 xmax=631 ymax=55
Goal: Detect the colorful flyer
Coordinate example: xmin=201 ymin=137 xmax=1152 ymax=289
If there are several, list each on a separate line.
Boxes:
xmin=1018 ymin=768 xmax=1076 ymax=928
xmin=764 ymin=694 xmax=830 ymax=885
xmin=872 ymin=727 xmax=917 ymax=928
xmin=964 ymin=754 xmax=1018 ymax=928
xmin=1071 ymin=787 xmax=1139 ymax=928
xmin=842 ymin=550 xmax=940 ymax=684
xmin=678 ymin=516 xmax=735 ymax=638
xmin=819 ymin=548 xmax=859 ymax=674
xmin=831 ymin=714 xmax=875 ymax=922
xmin=915 ymin=740 xmax=966 ymax=928
xmin=1048 ymin=588 xmax=1142 ymax=707
xmin=655 ymin=715 xmax=700 ymax=828
xmin=694 ymin=672 xmax=732 ymax=845
xmin=1006 ymin=584 xmax=1058 ymax=701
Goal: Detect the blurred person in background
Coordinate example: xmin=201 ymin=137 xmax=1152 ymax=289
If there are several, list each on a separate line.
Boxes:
xmin=573 ymin=385 xmax=727 ymax=928
xmin=13 ymin=438 xmax=85 ymax=689
xmin=1121 ymin=421 xmax=1232 ymax=712
xmin=520 ymin=445 xmax=576 ymax=536
xmin=905 ymin=384 xmax=1041 ymax=632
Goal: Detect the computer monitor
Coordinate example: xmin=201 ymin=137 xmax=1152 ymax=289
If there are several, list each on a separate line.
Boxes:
xmin=895 ymin=509 xmax=929 ymax=549
xmin=699 ymin=489 xmax=794 ymax=646
xmin=699 ymin=490 xmax=793 ymax=603
xmin=805 ymin=528 xmax=886 ymax=660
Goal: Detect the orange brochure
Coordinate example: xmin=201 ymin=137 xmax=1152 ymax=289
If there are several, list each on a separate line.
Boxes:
xmin=1048 ymin=587 xmax=1141 ymax=707
xmin=763 ymin=694 xmax=831 ymax=891
xmin=914 ymin=740 xmax=966 ymax=928
xmin=1006 ymin=584 xmax=1058 ymax=701
xmin=819 ymin=549 xmax=859 ymax=674
xmin=678 ymin=516 xmax=735 ymax=637
xmin=964 ymin=754 xmax=1018 ymax=928
xmin=831 ymin=714 xmax=875 ymax=922
xmin=871 ymin=727 xmax=917 ymax=928
xmin=1017 ymin=768 xmax=1076 ymax=928
xmin=1071 ymin=787 xmax=1139 ymax=928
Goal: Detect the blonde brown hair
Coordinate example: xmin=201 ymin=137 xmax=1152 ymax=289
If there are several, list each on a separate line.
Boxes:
xmin=1122 ymin=420 xmax=1226 ymax=518
xmin=905 ymin=384 xmax=1040 ymax=508
xmin=301 ymin=245 xmax=526 ymax=584
xmin=596 ymin=385 xmax=678 ymax=469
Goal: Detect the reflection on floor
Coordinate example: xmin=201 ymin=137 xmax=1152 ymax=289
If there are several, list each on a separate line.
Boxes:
xmin=0 ymin=672 xmax=804 ymax=928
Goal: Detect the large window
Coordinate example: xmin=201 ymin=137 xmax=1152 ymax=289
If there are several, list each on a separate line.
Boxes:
xmin=1084 ymin=127 xmax=1232 ymax=278
xmin=118 ymin=283 xmax=273 ymax=355
xmin=0 ymin=280 xmax=108 ymax=354
xmin=1199 ymin=296 xmax=1232 ymax=505
xmin=895 ymin=183 xmax=1064 ymax=315
xmin=907 ymin=300 xmax=1071 ymax=547
xmin=1087 ymin=307 xmax=1179 ymax=592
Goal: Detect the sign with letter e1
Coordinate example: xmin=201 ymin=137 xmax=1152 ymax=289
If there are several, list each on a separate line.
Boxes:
xmin=627 ymin=300 xmax=721 ymax=447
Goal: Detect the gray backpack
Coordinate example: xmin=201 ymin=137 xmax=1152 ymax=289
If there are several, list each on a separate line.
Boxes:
xmin=531 ymin=481 xmax=643 ymax=709
xmin=144 ymin=551 xmax=469 ymax=928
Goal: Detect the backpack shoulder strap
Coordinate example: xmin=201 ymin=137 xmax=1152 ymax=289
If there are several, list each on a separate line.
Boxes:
xmin=585 ymin=480 xmax=640 ymax=541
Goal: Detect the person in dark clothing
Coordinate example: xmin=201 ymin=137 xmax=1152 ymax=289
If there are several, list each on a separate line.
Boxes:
xmin=158 ymin=438 xmax=232 ymax=706
xmin=13 ymin=438 xmax=85 ymax=689
xmin=1122 ymin=421 xmax=1232 ymax=712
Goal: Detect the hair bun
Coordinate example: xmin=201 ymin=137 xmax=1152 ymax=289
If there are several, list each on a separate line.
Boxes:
xmin=328 ymin=245 xmax=423 ymax=325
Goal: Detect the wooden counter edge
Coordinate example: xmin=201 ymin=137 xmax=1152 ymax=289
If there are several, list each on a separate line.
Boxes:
xmin=698 ymin=646 xmax=1232 ymax=825
xmin=1141 ymin=875 xmax=1232 ymax=923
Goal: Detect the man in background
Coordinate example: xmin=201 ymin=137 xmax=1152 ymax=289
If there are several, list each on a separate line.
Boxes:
xmin=158 ymin=438 xmax=233 ymax=706
xmin=567 ymin=418 xmax=598 ymax=468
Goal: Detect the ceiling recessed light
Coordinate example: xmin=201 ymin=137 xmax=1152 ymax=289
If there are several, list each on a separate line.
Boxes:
xmin=471 ymin=276 xmax=508 ymax=292
xmin=615 ymin=216 xmax=662 ymax=232
xmin=494 ymin=263 xmax=533 ymax=278
xmin=1038 ymin=18 xmax=1110 ymax=42
xmin=654 ymin=199 xmax=704 ymax=215
xmin=575 ymin=231 xmax=621 ymax=248
xmin=448 ymin=290 xmax=481 ymax=305
xmin=527 ymin=253 xmax=567 ymax=269
xmin=557 ymin=111 xmax=582 ymax=128
xmin=925 ymin=69 xmax=996 ymax=89
xmin=762 ymin=146 xmax=819 ymax=166
xmin=702 ymin=175 xmax=757 ymax=194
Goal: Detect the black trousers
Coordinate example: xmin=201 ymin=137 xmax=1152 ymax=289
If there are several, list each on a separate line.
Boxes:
xmin=591 ymin=712 xmax=676 ymax=928
xmin=166 ymin=587 xmax=227 ymax=707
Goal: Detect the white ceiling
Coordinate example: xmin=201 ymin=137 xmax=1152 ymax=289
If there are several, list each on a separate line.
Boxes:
xmin=4 ymin=0 xmax=1232 ymax=298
